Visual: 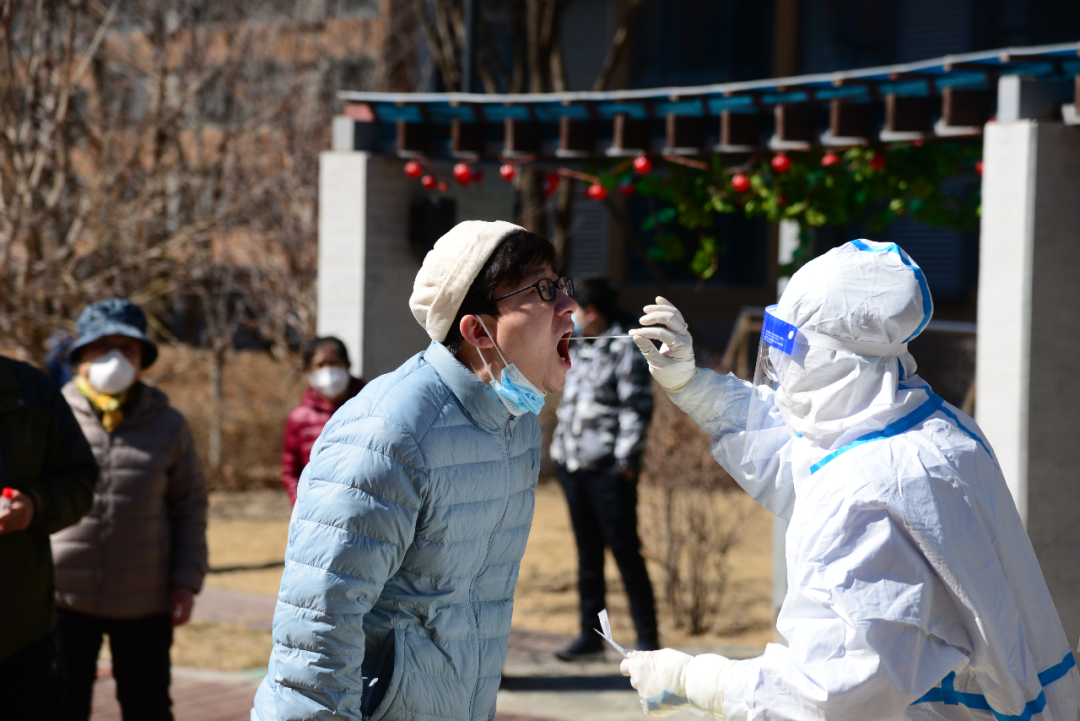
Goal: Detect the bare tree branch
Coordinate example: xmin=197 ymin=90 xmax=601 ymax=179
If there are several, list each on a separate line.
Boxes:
xmin=592 ymin=0 xmax=646 ymax=91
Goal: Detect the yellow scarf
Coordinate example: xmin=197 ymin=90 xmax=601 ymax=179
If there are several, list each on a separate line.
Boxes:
xmin=76 ymin=375 xmax=128 ymax=433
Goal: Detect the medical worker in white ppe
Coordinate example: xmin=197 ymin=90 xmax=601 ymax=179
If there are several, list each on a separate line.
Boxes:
xmin=621 ymin=239 xmax=1080 ymax=721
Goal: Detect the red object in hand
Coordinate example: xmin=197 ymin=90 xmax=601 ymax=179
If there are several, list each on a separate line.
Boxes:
xmin=619 ymin=178 xmax=635 ymax=195
xmin=821 ymin=152 xmax=841 ymax=167
xmin=869 ymin=155 xmax=887 ymax=172
xmin=771 ymin=153 xmax=791 ymax=173
xmin=453 ymin=163 xmax=473 ymax=185
xmin=542 ymin=172 xmax=561 ymax=196
xmin=586 ymin=182 xmax=608 ymax=201
xmin=633 ymin=155 xmax=653 ymax=174
xmin=171 ymin=587 xmax=195 ymax=627
xmin=499 ymin=164 xmax=517 ymax=181
xmin=975 ymin=160 xmax=984 ymax=175
xmin=421 ymin=174 xmax=438 ymax=190
xmin=404 ymin=160 xmax=423 ymax=179
xmin=731 ymin=173 xmax=750 ymax=193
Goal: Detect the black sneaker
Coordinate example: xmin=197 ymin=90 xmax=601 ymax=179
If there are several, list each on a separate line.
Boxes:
xmin=554 ymin=633 xmax=606 ymax=662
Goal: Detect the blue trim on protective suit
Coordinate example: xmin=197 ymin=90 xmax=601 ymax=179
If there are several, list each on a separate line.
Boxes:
xmin=848 ymin=239 xmax=933 ymax=341
xmin=937 ymin=403 xmax=994 ymax=459
xmin=1038 ymin=651 xmax=1077 ymax=686
xmin=897 ymin=383 xmax=996 ymax=461
xmin=911 ymin=652 xmax=1075 ymax=721
xmin=810 ymin=394 xmax=943 ymax=474
xmin=811 ymin=385 xmax=999 ymax=474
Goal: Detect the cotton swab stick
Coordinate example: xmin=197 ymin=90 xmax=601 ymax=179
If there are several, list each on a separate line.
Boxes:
xmin=567 ymin=335 xmax=638 ymax=341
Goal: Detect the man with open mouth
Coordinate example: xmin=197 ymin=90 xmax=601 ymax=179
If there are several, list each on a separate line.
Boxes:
xmin=252 ymin=220 xmax=575 ymax=721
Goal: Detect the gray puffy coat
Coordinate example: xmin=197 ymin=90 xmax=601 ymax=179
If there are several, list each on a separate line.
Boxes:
xmin=52 ymin=381 xmax=208 ymax=618
xmin=252 ymin=341 xmax=540 ymax=721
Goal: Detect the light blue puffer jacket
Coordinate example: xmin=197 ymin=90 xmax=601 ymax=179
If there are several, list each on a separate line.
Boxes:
xmin=252 ymin=341 xmax=540 ymax=721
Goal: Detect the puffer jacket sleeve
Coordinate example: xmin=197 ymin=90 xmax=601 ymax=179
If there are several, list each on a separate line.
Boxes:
xmin=27 ymin=369 xmax=96 ymax=534
xmin=270 ymin=414 xmax=425 ymax=721
xmin=166 ymin=418 xmax=209 ymax=592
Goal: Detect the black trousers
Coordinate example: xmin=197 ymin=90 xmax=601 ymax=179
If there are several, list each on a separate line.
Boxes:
xmin=0 ymin=632 xmax=58 ymax=721
xmin=55 ymin=609 xmax=174 ymax=721
xmin=556 ymin=463 xmax=658 ymax=645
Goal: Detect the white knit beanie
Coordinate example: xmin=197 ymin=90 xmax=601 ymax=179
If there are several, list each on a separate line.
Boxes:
xmin=410 ymin=220 xmax=526 ymax=343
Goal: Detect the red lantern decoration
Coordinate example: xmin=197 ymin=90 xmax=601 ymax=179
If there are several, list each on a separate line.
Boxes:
xmin=731 ymin=173 xmax=750 ymax=193
xmin=771 ymin=153 xmax=791 ymax=173
xmin=499 ymin=164 xmax=517 ymax=181
xmin=437 ymin=181 xmax=448 ymax=192
xmin=821 ymin=152 xmax=840 ymax=167
xmin=421 ymin=175 xmax=437 ymax=190
xmin=542 ymin=172 xmax=561 ymax=196
xmin=619 ymin=178 xmax=635 ymax=195
xmin=472 ymin=168 xmax=484 ymax=183
xmin=586 ymin=182 xmax=608 ymax=201
xmin=404 ymin=160 xmax=424 ymax=179
xmin=975 ymin=160 xmax=984 ymax=175
xmin=453 ymin=163 xmax=473 ymax=185
xmin=869 ymin=155 xmax=886 ymax=172
xmin=633 ymin=155 xmax=653 ymax=175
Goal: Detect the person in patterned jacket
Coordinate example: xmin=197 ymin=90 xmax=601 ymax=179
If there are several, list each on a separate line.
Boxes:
xmin=550 ymin=277 xmax=657 ymax=661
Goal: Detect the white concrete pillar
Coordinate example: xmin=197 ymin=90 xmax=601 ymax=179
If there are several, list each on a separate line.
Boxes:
xmin=976 ymin=119 xmax=1080 ymax=648
xmin=317 ymin=151 xmax=430 ymax=380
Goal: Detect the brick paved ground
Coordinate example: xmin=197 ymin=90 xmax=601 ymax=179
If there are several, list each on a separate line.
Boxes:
xmin=90 ymin=668 xmax=261 ymax=721
xmin=89 ymin=596 xmax=749 ymax=721
xmin=90 ymin=668 xmax=558 ymax=721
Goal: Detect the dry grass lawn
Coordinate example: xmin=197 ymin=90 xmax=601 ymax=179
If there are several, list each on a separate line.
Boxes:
xmin=200 ymin=480 xmax=774 ymax=662
xmin=515 ymin=482 xmax=773 ymax=649
xmin=172 ymin=622 xmax=274 ymax=672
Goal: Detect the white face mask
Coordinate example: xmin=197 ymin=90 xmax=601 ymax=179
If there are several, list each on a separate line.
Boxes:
xmin=88 ymin=349 xmax=137 ymax=395
xmin=309 ymin=366 xmax=350 ymax=399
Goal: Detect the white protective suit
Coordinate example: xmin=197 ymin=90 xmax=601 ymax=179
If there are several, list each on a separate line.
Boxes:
xmin=635 ymin=240 xmax=1080 ymax=721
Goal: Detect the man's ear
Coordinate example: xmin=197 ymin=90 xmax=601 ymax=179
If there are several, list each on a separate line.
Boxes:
xmin=459 ymin=315 xmax=495 ymax=349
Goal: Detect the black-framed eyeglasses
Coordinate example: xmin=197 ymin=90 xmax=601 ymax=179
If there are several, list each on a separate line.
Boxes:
xmin=491 ymin=277 xmax=574 ymax=303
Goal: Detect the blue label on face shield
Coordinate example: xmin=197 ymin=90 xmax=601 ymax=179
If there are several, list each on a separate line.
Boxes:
xmin=761 ymin=307 xmax=797 ymax=355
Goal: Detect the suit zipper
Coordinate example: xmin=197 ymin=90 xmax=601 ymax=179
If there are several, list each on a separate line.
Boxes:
xmin=466 ymin=417 xmax=514 ymax=720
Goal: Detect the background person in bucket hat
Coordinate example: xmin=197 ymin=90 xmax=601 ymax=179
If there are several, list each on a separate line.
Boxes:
xmin=52 ymin=298 xmax=208 ymax=721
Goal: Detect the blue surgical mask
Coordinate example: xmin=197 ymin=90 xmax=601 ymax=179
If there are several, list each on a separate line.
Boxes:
xmin=474 ymin=316 xmax=546 ymax=416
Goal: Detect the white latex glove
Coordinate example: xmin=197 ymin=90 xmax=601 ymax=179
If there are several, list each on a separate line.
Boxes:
xmin=684 ymin=654 xmax=739 ymax=720
xmin=620 ymin=649 xmax=693 ymax=717
xmin=629 ymin=297 xmax=697 ymax=392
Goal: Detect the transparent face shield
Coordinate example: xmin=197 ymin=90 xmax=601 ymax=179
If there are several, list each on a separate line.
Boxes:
xmin=741 ymin=306 xmax=803 ymax=466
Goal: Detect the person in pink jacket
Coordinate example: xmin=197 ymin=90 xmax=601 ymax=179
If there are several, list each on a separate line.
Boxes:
xmin=280 ymin=337 xmax=363 ymax=505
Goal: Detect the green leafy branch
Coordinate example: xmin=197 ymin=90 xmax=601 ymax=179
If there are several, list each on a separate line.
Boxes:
xmin=589 ymin=141 xmax=982 ymax=280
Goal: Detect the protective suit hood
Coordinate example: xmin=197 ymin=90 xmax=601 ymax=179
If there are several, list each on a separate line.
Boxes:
xmin=772 ymin=239 xmax=933 ymax=448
